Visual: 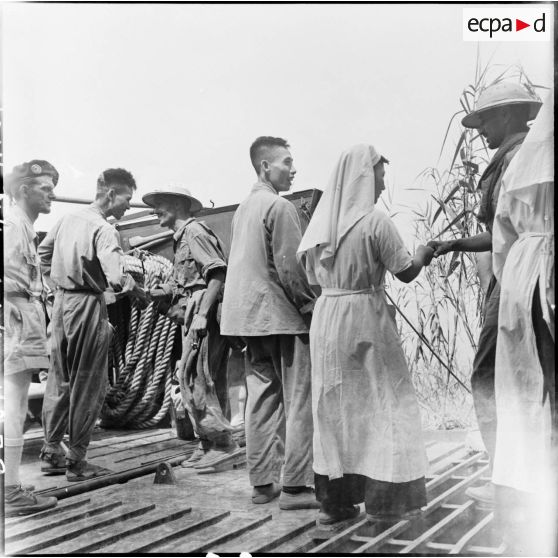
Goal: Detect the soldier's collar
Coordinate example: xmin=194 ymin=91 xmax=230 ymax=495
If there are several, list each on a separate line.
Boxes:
xmin=173 ymin=217 xmax=196 ymax=242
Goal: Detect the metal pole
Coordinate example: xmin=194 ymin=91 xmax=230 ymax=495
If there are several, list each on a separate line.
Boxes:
xmin=34 ymin=453 xmax=190 ymax=500
xmin=53 ymin=195 xmax=148 ymax=209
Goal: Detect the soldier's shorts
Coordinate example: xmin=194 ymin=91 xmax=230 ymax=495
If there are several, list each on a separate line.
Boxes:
xmin=4 ymin=295 xmax=49 ymax=375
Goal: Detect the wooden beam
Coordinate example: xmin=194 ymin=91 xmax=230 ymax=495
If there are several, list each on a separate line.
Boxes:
xmin=449 ymin=512 xmax=494 ymax=554
xmin=400 ymin=500 xmax=475 ymax=553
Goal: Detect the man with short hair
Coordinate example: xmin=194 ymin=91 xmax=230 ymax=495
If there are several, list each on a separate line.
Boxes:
xmin=143 ymin=185 xmax=242 ymax=471
xmin=39 ymin=168 xmax=146 ymax=481
xmin=428 ymin=82 xmax=542 ymax=507
xmin=220 ymin=136 xmax=319 ymax=509
xmin=3 ymin=160 xmax=59 ymax=515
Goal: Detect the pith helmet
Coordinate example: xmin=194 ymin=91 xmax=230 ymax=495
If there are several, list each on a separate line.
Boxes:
xmin=461 ymin=81 xmax=542 ymax=129
xmin=142 ymin=185 xmax=203 ymax=214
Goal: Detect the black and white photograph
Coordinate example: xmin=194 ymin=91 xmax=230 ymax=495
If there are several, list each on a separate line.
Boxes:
xmin=0 ymin=1 xmax=555 ymax=556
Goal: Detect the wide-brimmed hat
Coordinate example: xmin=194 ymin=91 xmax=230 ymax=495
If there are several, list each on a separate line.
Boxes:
xmin=461 ymin=81 xmax=542 ymax=129
xmin=142 ymin=185 xmax=203 ymax=214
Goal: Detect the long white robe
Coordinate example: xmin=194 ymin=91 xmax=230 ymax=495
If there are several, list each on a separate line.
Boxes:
xmin=306 ymin=209 xmax=427 ymax=482
xmin=492 ymin=93 xmax=554 ymax=494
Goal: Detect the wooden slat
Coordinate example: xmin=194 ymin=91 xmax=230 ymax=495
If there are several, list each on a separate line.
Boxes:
xmin=109 ymin=511 xmax=231 ymax=553
xmin=427 ymin=540 xmax=506 ymax=555
xmin=112 ymin=439 xmax=187 ymax=463
xmin=427 ymin=443 xmax=467 ymax=466
xmin=6 ymin=500 xmax=122 ymax=542
xmin=42 ymin=505 xmax=193 ymax=554
xmin=426 ymin=464 xmax=488 ymax=510
xmin=212 ymin=513 xmax=316 ymax=553
xmin=351 ymin=464 xmax=489 ymax=553
xmin=400 ymin=500 xmax=475 ymax=553
xmin=7 ymin=502 xmax=155 ymax=555
xmin=426 ymin=453 xmax=483 ymax=491
xmin=309 ymin=518 xmax=369 ymax=553
xmin=161 ymin=513 xmax=272 ymax=553
xmin=87 ymin=432 xmax=180 ymax=459
xmin=139 ymin=449 xmax=193 ymax=466
xmin=449 ymin=512 xmax=494 ymax=554
xmin=4 ymin=498 xmax=91 ymax=527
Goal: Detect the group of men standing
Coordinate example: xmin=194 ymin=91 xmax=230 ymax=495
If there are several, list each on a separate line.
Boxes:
xmin=4 ymin=166 xmax=147 ymax=515
xmin=2 ymin=81 xmax=555 ymax=553
xmin=142 ymin=136 xmax=318 ymax=509
xmin=2 ymin=136 xmax=320 ymax=517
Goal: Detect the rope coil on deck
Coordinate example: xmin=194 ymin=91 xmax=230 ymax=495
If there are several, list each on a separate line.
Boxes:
xmin=101 ymin=251 xmax=178 ymax=428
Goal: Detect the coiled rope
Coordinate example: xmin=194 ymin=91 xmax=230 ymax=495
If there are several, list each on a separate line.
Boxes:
xmin=101 ymin=251 xmax=178 ymax=428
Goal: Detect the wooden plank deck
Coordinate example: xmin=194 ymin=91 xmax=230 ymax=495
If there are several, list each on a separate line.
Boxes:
xmin=18 ymin=426 xmax=197 ymax=496
xmin=4 ymin=428 xmax=507 ymax=555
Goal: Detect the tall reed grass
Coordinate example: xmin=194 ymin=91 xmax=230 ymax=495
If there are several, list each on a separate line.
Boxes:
xmin=386 ymin=59 xmax=545 ymax=429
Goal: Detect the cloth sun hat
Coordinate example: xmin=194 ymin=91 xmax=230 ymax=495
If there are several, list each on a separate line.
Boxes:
xmin=461 ymin=81 xmax=542 ymax=129
xmin=142 ymin=185 xmax=203 ymax=214
xmin=297 ymin=144 xmax=382 ymax=266
xmin=5 ymin=160 xmax=59 ymax=199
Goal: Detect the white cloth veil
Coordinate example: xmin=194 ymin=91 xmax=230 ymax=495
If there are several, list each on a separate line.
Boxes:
xmin=297 ymin=144 xmax=381 ymax=265
xmin=505 ymin=90 xmax=554 ymax=208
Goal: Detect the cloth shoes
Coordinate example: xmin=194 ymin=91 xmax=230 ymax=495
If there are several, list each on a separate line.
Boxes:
xmin=180 ymin=444 xmax=209 ymax=468
xmin=5 ymin=484 xmax=57 ymax=517
xmin=278 ymin=487 xmax=321 ymax=510
xmin=252 ymin=483 xmax=281 ymax=504
xmin=193 ymin=443 xmax=244 ymax=470
xmin=40 ymin=451 xmax=67 ymax=475
xmin=66 ymin=459 xmax=110 ymax=482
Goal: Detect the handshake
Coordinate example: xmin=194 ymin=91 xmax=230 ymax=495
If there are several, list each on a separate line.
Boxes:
xmin=416 ymin=240 xmax=454 ymax=267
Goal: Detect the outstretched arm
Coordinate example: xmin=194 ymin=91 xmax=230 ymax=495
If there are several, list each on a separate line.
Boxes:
xmin=428 ymin=231 xmax=492 ymax=257
xmin=395 ymin=245 xmax=434 ymax=283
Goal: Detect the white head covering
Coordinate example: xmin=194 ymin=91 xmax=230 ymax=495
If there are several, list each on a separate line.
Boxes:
xmin=504 ymin=90 xmax=554 ymax=208
xmin=297 ymin=144 xmax=382 ymax=265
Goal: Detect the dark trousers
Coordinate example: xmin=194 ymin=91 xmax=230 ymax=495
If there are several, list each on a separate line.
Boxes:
xmin=471 ymin=277 xmax=500 ymax=469
xmin=315 ymin=473 xmax=427 ymax=517
xmin=42 ymin=291 xmax=110 ymax=462
xmin=244 ymin=334 xmax=314 ymax=487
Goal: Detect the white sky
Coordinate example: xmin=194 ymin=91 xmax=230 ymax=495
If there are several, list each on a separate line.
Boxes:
xmin=2 ymin=2 xmax=554 ymax=235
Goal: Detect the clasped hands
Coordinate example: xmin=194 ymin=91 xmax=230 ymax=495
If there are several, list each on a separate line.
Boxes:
xmin=415 ymin=238 xmax=453 ymax=267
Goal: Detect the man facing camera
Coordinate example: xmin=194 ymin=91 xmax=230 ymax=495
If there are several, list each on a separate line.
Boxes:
xmin=3 ymin=160 xmax=59 ymax=515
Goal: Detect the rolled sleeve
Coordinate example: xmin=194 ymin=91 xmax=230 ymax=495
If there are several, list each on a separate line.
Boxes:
xmin=268 ymin=199 xmax=316 ymax=313
xmin=187 ymin=230 xmax=227 ymax=283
